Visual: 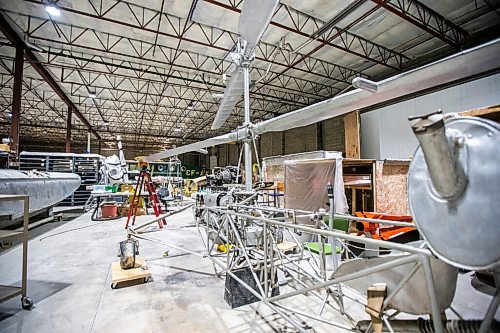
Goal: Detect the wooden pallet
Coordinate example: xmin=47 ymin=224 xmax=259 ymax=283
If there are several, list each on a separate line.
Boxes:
xmin=111 ymin=258 xmax=151 ymax=289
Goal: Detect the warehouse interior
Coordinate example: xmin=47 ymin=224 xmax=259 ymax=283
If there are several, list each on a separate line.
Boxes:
xmin=0 ymin=0 xmax=499 ymax=332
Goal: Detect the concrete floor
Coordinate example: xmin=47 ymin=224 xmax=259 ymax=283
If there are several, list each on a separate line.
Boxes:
xmin=0 ymin=206 xmax=498 ymax=333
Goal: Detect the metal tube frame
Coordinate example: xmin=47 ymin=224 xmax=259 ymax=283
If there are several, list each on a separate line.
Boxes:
xmin=191 ymin=204 xmax=450 ymax=332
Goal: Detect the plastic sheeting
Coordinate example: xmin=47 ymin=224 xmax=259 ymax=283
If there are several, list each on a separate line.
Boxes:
xmin=284 ymin=156 xmax=348 ymax=214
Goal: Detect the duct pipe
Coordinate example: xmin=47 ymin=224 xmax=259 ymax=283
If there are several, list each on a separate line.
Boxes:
xmin=409 ymin=111 xmax=466 ymax=199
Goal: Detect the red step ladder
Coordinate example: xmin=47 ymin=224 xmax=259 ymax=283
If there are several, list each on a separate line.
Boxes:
xmin=125 ymin=165 xmax=166 ymax=229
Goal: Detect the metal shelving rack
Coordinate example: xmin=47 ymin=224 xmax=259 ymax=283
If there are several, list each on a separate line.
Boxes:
xmin=0 ymin=194 xmax=33 ymax=310
xmin=19 ymin=152 xmax=102 ymax=206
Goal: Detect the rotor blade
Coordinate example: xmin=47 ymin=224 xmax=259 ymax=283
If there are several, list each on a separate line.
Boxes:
xmin=143 ymin=133 xmax=236 ymax=162
xmin=239 ymin=0 xmax=279 ymax=50
xmin=144 ymin=39 xmax=500 ymax=163
xmin=211 ymin=68 xmax=244 ymax=130
xmin=253 ymin=38 xmax=500 ymax=135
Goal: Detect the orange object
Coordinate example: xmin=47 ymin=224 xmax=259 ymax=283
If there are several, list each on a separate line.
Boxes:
xmin=101 ymin=203 xmax=118 ymax=218
xmin=276 ymin=181 xmax=284 ymax=192
xmin=354 ymin=211 xmax=415 ymax=241
xmin=138 ymin=160 xmax=149 ymax=169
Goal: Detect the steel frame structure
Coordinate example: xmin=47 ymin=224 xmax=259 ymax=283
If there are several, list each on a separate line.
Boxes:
xmin=127 ymin=198 xmax=499 ymax=333
xmin=197 ymin=204 xmax=443 ymax=332
xmin=210 ymin=203 xmax=498 ymax=332
xmin=0 ymin=0 xmax=498 ymax=152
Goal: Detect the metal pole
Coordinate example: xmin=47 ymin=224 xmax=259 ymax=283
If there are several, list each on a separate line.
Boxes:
xmin=66 ymin=106 xmax=72 ymax=153
xmin=383 ymin=263 xmax=421 ymax=309
xmin=87 ymin=131 xmax=91 ymax=153
xmin=21 ymin=195 xmax=29 ymax=298
xmin=327 ymin=182 xmax=344 ymax=314
xmin=214 ymin=209 xmax=432 ymax=256
xmin=421 ymin=255 xmax=444 ymax=333
xmin=10 ymin=47 xmax=23 ymax=163
xmin=268 ymin=254 xmax=419 ymax=302
xmin=263 ymin=221 xmax=269 ymax=296
xmin=478 ymin=277 xmax=500 ymax=333
xmin=243 ymin=66 xmax=252 ymax=191
xmin=274 ymin=303 xmax=355 ymax=331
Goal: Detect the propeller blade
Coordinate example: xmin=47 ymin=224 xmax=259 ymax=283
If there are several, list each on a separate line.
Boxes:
xmin=211 ymin=68 xmax=244 ymax=130
xmin=239 ymin=0 xmax=279 ymax=50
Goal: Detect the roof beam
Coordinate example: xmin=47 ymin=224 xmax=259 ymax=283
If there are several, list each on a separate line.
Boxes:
xmin=370 ymin=0 xmax=468 ymax=48
xmin=21 ymin=0 xmax=362 ymax=85
xmin=204 ymin=0 xmax=409 ymax=70
xmin=0 ymin=121 xmax=190 ymax=142
xmin=0 ymin=12 xmax=101 ymax=140
xmin=10 ymin=46 xmax=23 ymax=160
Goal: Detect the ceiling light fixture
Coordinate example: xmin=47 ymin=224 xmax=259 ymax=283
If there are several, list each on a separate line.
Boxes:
xmin=88 ymin=90 xmax=96 ymax=98
xmin=103 ymin=121 xmax=110 ymax=126
xmin=352 ymin=77 xmax=379 ymax=93
xmin=212 ymin=93 xmax=224 ymax=98
xmin=45 ymin=3 xmax=61 ymax=16
xmin=187 ymin=101 xmax=194 ymax=110
xmin=173 ymin=127 xmax=182 ymax=132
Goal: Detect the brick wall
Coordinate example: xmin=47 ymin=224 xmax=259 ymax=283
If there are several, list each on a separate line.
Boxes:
xmin=259 ymin=132 xmax=285 ymax=158
xmin=283 ymin=123 xmax=318 ymax=154
xmin=322 ymin=116 xmax=345 ymax=154
xmin=185 ymin=116 xmax=345 ymax=168
xmin=228 ymin=143 xmax=239 ymax=165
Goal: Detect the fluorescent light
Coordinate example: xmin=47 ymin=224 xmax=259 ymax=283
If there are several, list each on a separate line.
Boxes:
xmin=45 ymin=4 xmax=61 ymax=16
xmin=212 ymin=93 xmax=224 ymax=98
xmin=173 ymin=127 xmax=182 ymax=132
xmin=88 ymin=91 xmax=96 ymax=98
xmin=103 ymin=121 xmax=110 ymax=126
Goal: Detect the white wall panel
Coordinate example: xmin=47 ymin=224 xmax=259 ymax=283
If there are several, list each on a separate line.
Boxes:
xmin=361 ymin=73 xmax=500 ymax=159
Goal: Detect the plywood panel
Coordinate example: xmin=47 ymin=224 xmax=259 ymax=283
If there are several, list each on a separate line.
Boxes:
xmin=344 ymin=111 xmax=360 ymax=159
xmin=374 ymin=161 xmax=410 ymax=215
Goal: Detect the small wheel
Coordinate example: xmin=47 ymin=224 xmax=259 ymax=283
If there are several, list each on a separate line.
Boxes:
xmin=111 ymin=283 xmax=116 ymax=289
xmin=21 ymin=296 xmax=33 ymax=310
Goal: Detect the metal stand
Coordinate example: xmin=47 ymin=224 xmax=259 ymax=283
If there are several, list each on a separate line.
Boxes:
xmin=0 ymin=194 xmax=33 ymax=310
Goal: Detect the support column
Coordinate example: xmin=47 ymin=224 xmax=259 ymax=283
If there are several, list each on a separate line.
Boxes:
xmin=10 ymin=47 xmax=23 ymax=162
xmin=65 ymin=106 xmax=72 ymax=153
xmin=243 ymin=66 xmax=252 ymax=191
xmin=87 ymin=131 xmax=91 ymax=153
